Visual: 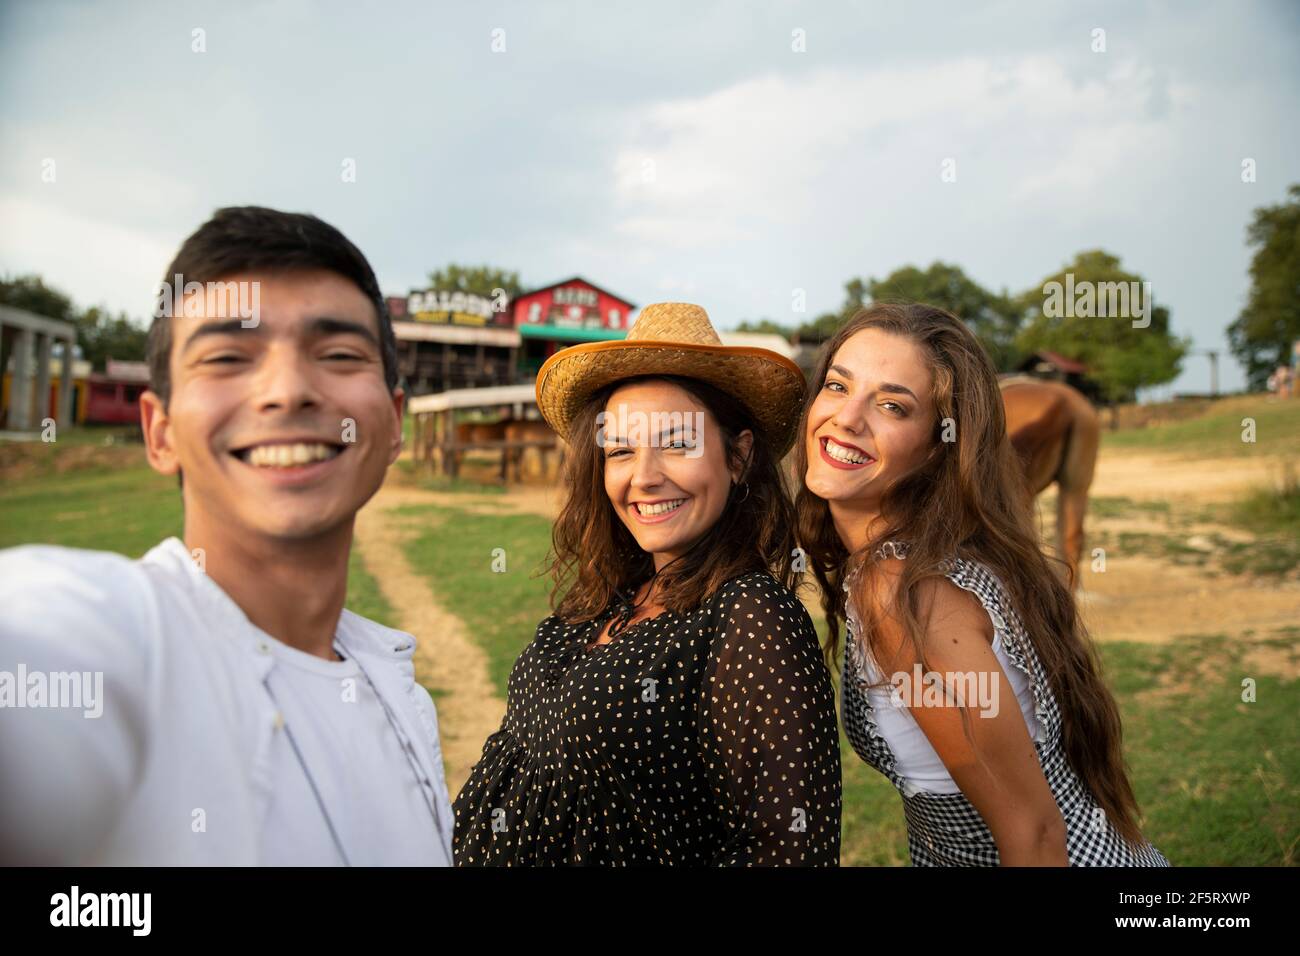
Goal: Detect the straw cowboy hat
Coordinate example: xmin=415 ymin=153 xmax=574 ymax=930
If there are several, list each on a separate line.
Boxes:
xmin=535 ymin=302 xmax=807 ymax=456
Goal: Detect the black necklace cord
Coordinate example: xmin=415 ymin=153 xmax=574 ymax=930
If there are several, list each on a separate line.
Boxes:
xmin=606 ymin=548 xmax=696 ymax=638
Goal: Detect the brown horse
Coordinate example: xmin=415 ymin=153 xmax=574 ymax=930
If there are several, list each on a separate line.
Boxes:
xmin=502 ymin=418 xmax=564 ymax=482
xmin=450 ymin=419 xmax=508 ymax=475
xmin=998 ymin=377 xmax=1101 ymax=588
xmin=449 ymin=417 xmax=565 ymax=482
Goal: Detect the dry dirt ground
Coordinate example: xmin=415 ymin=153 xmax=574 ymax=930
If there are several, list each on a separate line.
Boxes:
xmin=1056 ymin=451 xmax=1297 ymax=677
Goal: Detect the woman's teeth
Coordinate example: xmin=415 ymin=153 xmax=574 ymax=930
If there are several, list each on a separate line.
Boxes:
xmin=636 ymin=499 xmax=685 ymax=516
xmin=245 ymin=443 xmax=341 ymax=468
xmin=825 ymin=438 xmax=872 ymax=464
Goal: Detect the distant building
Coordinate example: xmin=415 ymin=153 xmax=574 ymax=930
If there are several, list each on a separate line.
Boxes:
xmin=387 ymin=277 xmax=637 ymax=396
xmin=0 ymin=305 xmax=77 ymax=431
xmin=1015 ymin=349 xmax=1103 ymax=402
xmin=718 ymin=330 xmax=818 ymax=379
xmin=387 ymin=291 xmax=519 ymax=396
xmin=716 ymin=331 xmax=797 ymax=360
xmin=511 ymin=277 xmax=634 ymax=379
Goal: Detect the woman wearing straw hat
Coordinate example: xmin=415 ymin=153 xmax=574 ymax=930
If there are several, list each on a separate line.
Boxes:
xmin=452 ymin=302 xmax=842 ymax=866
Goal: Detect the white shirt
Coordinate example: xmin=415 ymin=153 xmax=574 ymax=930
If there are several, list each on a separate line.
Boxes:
xmin=259 ymin=633 xmax=450 ymax=866
xmin=851 ymin=601 xmax=1043 ymax=797
xmin=0 ymin=537 xmax=454 ymax=866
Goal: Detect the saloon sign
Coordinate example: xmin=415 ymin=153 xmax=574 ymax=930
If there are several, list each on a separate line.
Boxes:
xmin=407 ymin=288 xmax=509 ymax=327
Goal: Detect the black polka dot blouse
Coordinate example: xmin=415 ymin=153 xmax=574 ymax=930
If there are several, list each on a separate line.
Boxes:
xmin=452 ymin=570 xmax=842 ymax=865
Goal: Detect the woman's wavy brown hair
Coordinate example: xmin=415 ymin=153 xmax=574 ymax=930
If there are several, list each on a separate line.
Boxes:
xmin=795 ymin=302 xmax=1148 ymax=847
xmin=547 ymin=374 xmax=798 ymax=622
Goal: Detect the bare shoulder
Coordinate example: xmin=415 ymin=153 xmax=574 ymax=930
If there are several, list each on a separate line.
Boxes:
xmin=853 ymin=562 xmax=995 ymax=666
xmin=906 ymin=577 xmax=999 ymax=676
xmin=915 ymin=576 xmax=995 ymax=641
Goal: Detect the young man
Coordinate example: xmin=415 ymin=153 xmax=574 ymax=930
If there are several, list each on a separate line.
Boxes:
xmin=0 ymin=206 xmax=453 ymax=865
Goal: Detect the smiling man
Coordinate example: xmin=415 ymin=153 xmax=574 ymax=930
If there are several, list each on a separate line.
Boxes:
xmin=0 ymin=207 xmax=454 ymax=865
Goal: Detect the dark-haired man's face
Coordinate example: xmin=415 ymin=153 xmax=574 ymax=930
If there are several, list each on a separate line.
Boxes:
xmin=140 ymin=269 xmax=402 ymax=544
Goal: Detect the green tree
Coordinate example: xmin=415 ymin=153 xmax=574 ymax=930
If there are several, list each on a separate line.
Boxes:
xmin=0 ymin=274 xmax=75 ymax=322
xmin=790 ymin=265 xmax=1022 ymax=364
xmin=858 ymin=262 xmax=1022 ymax=371
xmin=1227 ymin=183 xmax=1300 ymax=390
xmin=794 ymin=311 xmax=847 ymax=344
xmin=1014 ymin=250 xmax=1188 ymax=404
xmin=74 ymin=305 xmax=149 ymax=368
xmin=424 ymin=264 xmax=524 ymax=300
xmin=735 ymin=318 xmax=795 ymax=338
xmin=0 ymin=274 xmax=147 ymax=370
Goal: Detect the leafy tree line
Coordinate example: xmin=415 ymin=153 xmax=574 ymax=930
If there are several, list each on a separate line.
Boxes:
xmin=738 ymin=252 xmax=1189 ymax=405
xmin=1227 ymin=183 xmax=1300 ymax=390
xmin=0 ymin=274 xmax=149 ymax=371
xmin=738 ymin=185 xmax=1300 ymax=401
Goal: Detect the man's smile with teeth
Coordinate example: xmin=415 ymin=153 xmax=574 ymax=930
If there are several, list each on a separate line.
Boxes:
xmin=823 ymin=437 xmax=874 ymax=464
xmin=236 ymin=442 xmax=345 ymax=468
xmin=635 ymin=498 xmax=686 ymax=516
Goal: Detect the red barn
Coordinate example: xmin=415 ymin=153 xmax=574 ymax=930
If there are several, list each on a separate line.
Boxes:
xmin=510 ymin=277 xmax=634 ymax=379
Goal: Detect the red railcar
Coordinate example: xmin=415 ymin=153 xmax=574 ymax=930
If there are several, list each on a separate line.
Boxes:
xmin=84 ymin=359 xmax=150 ymax=425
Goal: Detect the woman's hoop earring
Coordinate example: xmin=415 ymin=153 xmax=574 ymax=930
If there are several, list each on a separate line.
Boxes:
xmin=737 ymin=481 xmax=750 ymax=503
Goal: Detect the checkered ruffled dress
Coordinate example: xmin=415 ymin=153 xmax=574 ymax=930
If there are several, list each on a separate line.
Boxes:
xmin=841 ymin=541 xmax=1170 ymax=866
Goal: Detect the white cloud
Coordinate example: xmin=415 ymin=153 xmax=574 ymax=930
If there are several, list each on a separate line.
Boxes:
xmin=609 ymin=54 xmax=1193 ymax=240
xmin=0 ymin=196 xmax=174 ymax=318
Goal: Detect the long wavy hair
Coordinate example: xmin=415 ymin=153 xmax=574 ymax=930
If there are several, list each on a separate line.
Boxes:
xmin=794 ymin=302 xmax=1147 ymax=847
xmin=548 ymin=374 xmax=798 ymax=622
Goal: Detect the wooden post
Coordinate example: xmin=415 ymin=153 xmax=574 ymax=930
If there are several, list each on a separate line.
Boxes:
xmin=435 ymin=413 xmax=445 ymax=474
xmin=417 ymin=414 xmax=430 ymax=472
xmin=58 ymin=336 xmax=75 ymax=426
xmin=430 ymin=412 xmax=441 ymax=475
xmin=34 ymin=334 xmax=52 ymax=427
xmin=446 ymin=410 xmax=458 ymax=479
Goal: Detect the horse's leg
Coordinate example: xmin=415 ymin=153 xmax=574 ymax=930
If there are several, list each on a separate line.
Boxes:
xmin=1057 ymin=405 xmax=1101 ymax=590
xmin=1057 ymin=486 xmax=1087 ymax=589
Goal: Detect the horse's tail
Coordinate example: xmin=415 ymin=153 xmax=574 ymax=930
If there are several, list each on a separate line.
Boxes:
xmin=1056 ymin=388 xmax=1101 ymax=493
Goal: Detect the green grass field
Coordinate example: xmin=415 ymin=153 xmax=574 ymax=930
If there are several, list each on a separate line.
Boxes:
xmin=0 ymin=462 xmax=396 ymax=628
xmin=395 ymin=501 xmax=1298 ymax=866
xmin=1100 ymin=394 xmax=1300 ymax=457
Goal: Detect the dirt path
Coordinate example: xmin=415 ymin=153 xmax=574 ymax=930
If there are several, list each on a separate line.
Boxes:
xmin=1076 ymin=556 xmax=1298 ymax=644
xmin=352 ymin=479 xmax=509 ymax=796
xmin=1041 ymin=449 xmax=1298 ymax=679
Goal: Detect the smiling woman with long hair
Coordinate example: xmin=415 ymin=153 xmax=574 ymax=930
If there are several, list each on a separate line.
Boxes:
xmin=452 ymin=302 xmax=842 ymax=866
xmin=796 ymin=301 xmax=1168 ymax=867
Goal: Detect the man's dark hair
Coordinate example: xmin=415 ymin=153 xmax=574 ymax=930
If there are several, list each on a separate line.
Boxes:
xmin=146 ymin=206 xmax=399 ymax=405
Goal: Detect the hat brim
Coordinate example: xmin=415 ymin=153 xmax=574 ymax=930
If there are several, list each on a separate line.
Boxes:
xmin=535 ymin=340 xmax=807 ymax=458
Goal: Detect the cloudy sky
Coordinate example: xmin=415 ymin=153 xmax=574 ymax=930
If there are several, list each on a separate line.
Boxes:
xmin=3 ymin=0 xmax=1298 ymax=394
